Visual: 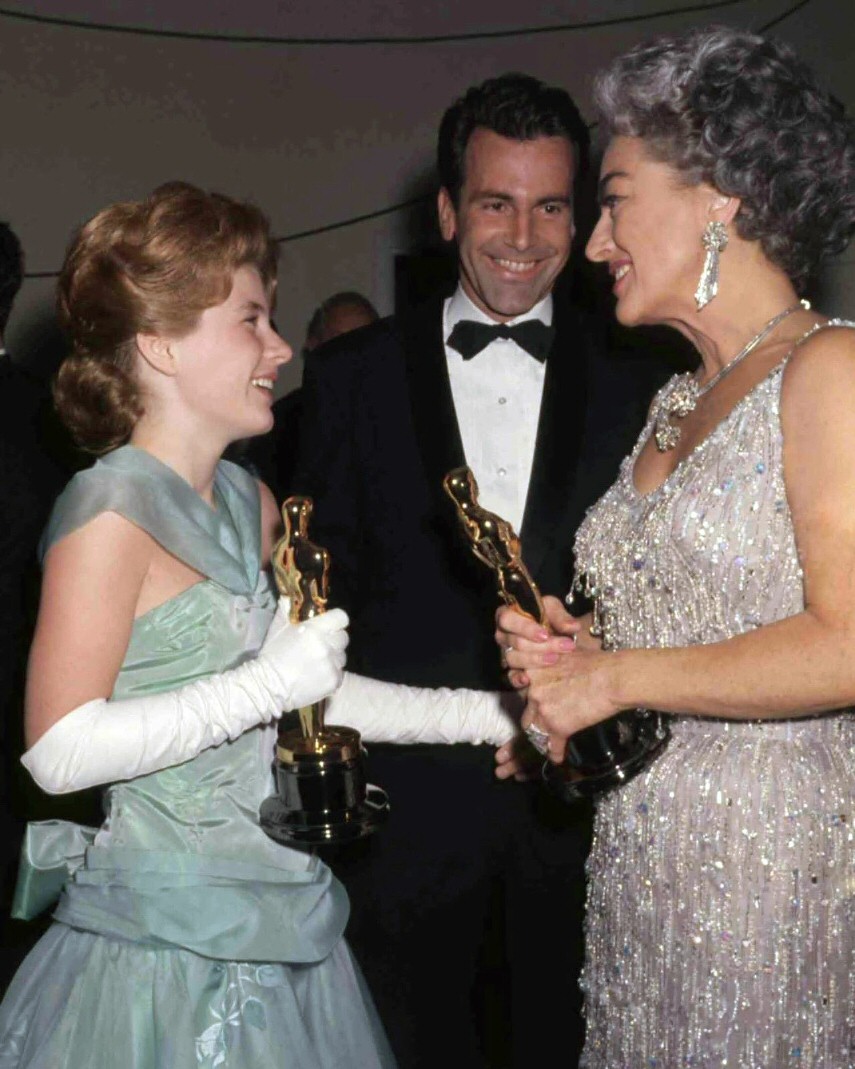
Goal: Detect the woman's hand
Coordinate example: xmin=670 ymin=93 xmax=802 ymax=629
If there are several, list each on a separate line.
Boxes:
xmin=259 ymin=601 xmax=349 ymax=710
xmin=520 ymin=649 xmax=622 ymax=763
xmin=494 ymin=734 xmax=543 ymax=781
xmin=494 ymin=597 xmax=616 ymax=772
xmin=493 ymin=595 xmax=580 ymax=689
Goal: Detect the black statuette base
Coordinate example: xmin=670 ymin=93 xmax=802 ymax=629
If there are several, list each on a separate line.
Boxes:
xmin=260 ymin=745 xmax=389 ymax=846
xmin=544 ymin=711 xmax=670 ymax=801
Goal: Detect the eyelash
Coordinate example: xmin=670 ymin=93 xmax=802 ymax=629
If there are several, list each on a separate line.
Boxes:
xmin=482 ymin=202 xmax=565 ymax=214
xmin=601 ymin=194 xmax=621 ymax=210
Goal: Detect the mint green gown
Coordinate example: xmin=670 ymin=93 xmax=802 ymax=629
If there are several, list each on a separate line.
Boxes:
xmin=0 ymin=445 xmax=395 ymax=1069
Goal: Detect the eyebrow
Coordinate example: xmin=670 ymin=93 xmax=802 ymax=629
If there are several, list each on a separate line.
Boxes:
xmin=473 ymin=190 xmax=572 ymax=205
xmin=597 ymin=170 xmax=629 ymax=200
xmin=238 ymin=299 xmax=267 ymax=313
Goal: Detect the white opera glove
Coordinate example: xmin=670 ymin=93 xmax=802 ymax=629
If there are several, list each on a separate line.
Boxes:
xmin=22 ymin=604 xmax=349 ymax=795
xmin=256 ymin=601 xmax=349 ymax=711
xmin=324 ymin=671 xmax=522 ymax=747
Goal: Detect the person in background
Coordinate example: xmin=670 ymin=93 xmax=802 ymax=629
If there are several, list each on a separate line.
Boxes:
xmin=498 ymin=27 xmax=855 ymax=1067
xmin=305 ymin=290 xmax=379 ymax=353
xmin=0 ymin=224 xmax=63 ymax=724
xmin=248 ymin=290 xmax=378 ymax=501
xmin=292 ymin=73 xmax=673 ymax=1068
xmin=0 ymin=224 xmax=70 ymax=963
xmin=0 ymin=182 xmax=394 ymax=1068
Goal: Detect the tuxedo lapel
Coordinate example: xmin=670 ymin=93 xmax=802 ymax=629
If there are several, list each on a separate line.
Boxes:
xmin=399 ymin=296 xmax=588 ymax=579
xmin=520 ymin=304 xmax=588 ymax=579
xmin=399 ymin=299 xmax=466 ymax=507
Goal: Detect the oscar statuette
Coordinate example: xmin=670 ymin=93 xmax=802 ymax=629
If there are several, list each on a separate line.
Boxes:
xmin=443 ymin=467 xmax=669 ymax=800
xmin=259 ymin=497 xmax=389 ymax=845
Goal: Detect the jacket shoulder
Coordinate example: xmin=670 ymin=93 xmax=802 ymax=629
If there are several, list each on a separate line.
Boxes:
xmin=308 ymin=315 xmax=401 ymax=374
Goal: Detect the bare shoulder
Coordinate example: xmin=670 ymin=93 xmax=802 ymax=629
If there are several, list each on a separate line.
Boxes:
xmin=780 ymin=321 xmax=855 ymax=432
xmin=41 ymin=510 xmax=155 ymax=631
xmin=780 ymin=320 xmax=855 ymax=514
xmin=29 ymin=511 xmax=156 ymax=736
xmin=782 ymin=320 xmax=855 ymax=396
xmin=257 ymin=479 xmax=283 ymax=566
xmin=45 ymin=509 xmax=154 ymax=581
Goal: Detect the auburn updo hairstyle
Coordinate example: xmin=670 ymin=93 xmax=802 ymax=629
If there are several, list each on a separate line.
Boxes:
xmin=55 ymin=181 xmax=278 ymax=454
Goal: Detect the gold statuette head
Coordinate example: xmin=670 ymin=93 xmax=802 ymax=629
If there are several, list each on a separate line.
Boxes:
xmin=443 ymin=466 xmax=546 ymax=626
xmin=272 ymin=496 xmax=330 ymax=624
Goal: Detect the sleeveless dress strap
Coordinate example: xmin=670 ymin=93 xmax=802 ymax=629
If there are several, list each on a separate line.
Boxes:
xmin=779 ymin=316 xmax=855 ymax=369
xmin=41 ymin=445 xmax=261 ymax=595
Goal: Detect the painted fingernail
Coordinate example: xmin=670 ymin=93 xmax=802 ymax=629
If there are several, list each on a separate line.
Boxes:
xmin=558 ymin=638 xmax=576 ymax=651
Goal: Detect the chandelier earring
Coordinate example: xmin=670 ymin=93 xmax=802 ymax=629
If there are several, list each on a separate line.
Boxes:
xmin=694 ymin=220 xmax=728 ymax=311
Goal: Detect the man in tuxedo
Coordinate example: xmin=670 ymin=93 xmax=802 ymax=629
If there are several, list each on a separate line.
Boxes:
xmin=293 ymin=74 xmax=670 ymax=1068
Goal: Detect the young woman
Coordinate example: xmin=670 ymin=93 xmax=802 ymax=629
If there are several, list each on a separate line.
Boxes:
xmin=0 ymin=183 xmax=394 ymax=1068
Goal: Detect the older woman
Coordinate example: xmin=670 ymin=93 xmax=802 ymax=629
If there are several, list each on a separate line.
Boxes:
xmin=0 ymin=183 xmax=396 ymax=1068
xmin=496 ymin=27 xmax=855 ymax=1067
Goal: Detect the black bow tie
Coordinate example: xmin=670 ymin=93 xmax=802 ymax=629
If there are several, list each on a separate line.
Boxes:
xmin=446 ymin=319 xmax=555 ymax=362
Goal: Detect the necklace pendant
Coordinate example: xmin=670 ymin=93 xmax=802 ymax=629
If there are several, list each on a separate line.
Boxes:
xmin=654 ymin=417 xmax=682 ymax=452
xmin=652 ymin=373 xmax=699 ymax=452
xmin=649 ymin=301 xmax=809 ymax=456
xmin=665 ymin=374 xmax=700 ymax=419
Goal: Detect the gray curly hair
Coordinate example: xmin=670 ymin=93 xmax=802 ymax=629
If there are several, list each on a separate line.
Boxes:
xmin=593 ymin=26 xmax=855 ymax=288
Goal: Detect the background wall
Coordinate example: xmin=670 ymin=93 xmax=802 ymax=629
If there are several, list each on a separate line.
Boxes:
xmin=0 ymin=0 xmax=851 ymax=396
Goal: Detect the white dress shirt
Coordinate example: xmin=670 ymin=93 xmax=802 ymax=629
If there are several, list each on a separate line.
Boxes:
xmin=443 ymin=286 xmax=552 ymax=532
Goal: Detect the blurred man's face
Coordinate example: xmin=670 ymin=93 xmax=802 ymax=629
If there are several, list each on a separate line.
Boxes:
xmin=323 ymin=304 xmax=375 ymax=342
xmin=305 ymin=302 xmax=377 ymax=352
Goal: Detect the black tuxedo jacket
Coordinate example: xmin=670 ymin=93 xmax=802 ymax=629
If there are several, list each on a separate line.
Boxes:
xmin=294 ymin=296 xmax=669 ymax=693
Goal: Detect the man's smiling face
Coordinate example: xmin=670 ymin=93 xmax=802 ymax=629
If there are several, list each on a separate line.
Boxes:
xmin=438 ymin=127 xmax=576 ymax=322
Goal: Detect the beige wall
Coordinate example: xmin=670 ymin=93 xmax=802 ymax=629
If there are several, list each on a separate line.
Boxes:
xmin=1 ymin=0 xmax=852 ymax=396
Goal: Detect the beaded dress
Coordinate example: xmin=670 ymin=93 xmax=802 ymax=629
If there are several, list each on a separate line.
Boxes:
xmin=573 ymin=324 xmax=855 ymax=1069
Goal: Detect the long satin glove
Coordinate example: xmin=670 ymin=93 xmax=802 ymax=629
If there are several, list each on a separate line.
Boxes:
xmin=324 ymin=671 xmax=522 ymax=747
xmin=22 ymin=602 xmax=348 ymax=795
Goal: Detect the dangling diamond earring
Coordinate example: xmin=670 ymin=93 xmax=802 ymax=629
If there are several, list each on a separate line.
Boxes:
xmin=694 ymin=221 xmax=728 ymax=311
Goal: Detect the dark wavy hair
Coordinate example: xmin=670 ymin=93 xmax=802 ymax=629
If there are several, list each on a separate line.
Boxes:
xmin=593 ymin=26 xmax=855 ymax=288
xmin=438 ymin=72 xmax=590 ymax=205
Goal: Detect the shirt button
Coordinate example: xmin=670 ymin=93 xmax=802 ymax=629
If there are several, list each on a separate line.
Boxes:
xmin=497 ymin=467 xmax=507 ymax=477
xmin=498 ymin=396 xmax=507 ymax=405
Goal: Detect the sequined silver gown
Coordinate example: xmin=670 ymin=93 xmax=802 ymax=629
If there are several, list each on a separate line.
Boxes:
xmin=574 ymin=328 xmax=855 ymax=1068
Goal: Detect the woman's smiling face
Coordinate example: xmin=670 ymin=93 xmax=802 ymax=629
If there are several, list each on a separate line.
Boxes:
xmin=586 ymin=135 xmax=720 ymax=327
xmin=167 ymin=264 xmax=292 ymax=443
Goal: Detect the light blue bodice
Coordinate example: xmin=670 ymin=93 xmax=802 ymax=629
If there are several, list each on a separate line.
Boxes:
xmin=16 ymin=446 xmax=348 ymax=963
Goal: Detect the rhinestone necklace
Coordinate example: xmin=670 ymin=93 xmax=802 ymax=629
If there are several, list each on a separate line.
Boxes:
xmin=653 ymin=300 xmax=809 ymax=452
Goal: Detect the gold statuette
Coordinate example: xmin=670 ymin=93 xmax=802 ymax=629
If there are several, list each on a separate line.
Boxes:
xmin=272 ymin=497 xmax=330 ymax=749
xmin=443 ymin=467 xmax=545 ymax=625
xmin=259 ymin=496 xmax=388 ymax=845
xmin=443 ymin=466 xmax=669 ymax=801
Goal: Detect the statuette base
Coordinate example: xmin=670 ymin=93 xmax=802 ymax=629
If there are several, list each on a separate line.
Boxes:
xmin=260 ymin=725 xmax=389 ymax=846
xmin=543 ymin=711 xmax=669 ymax=801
